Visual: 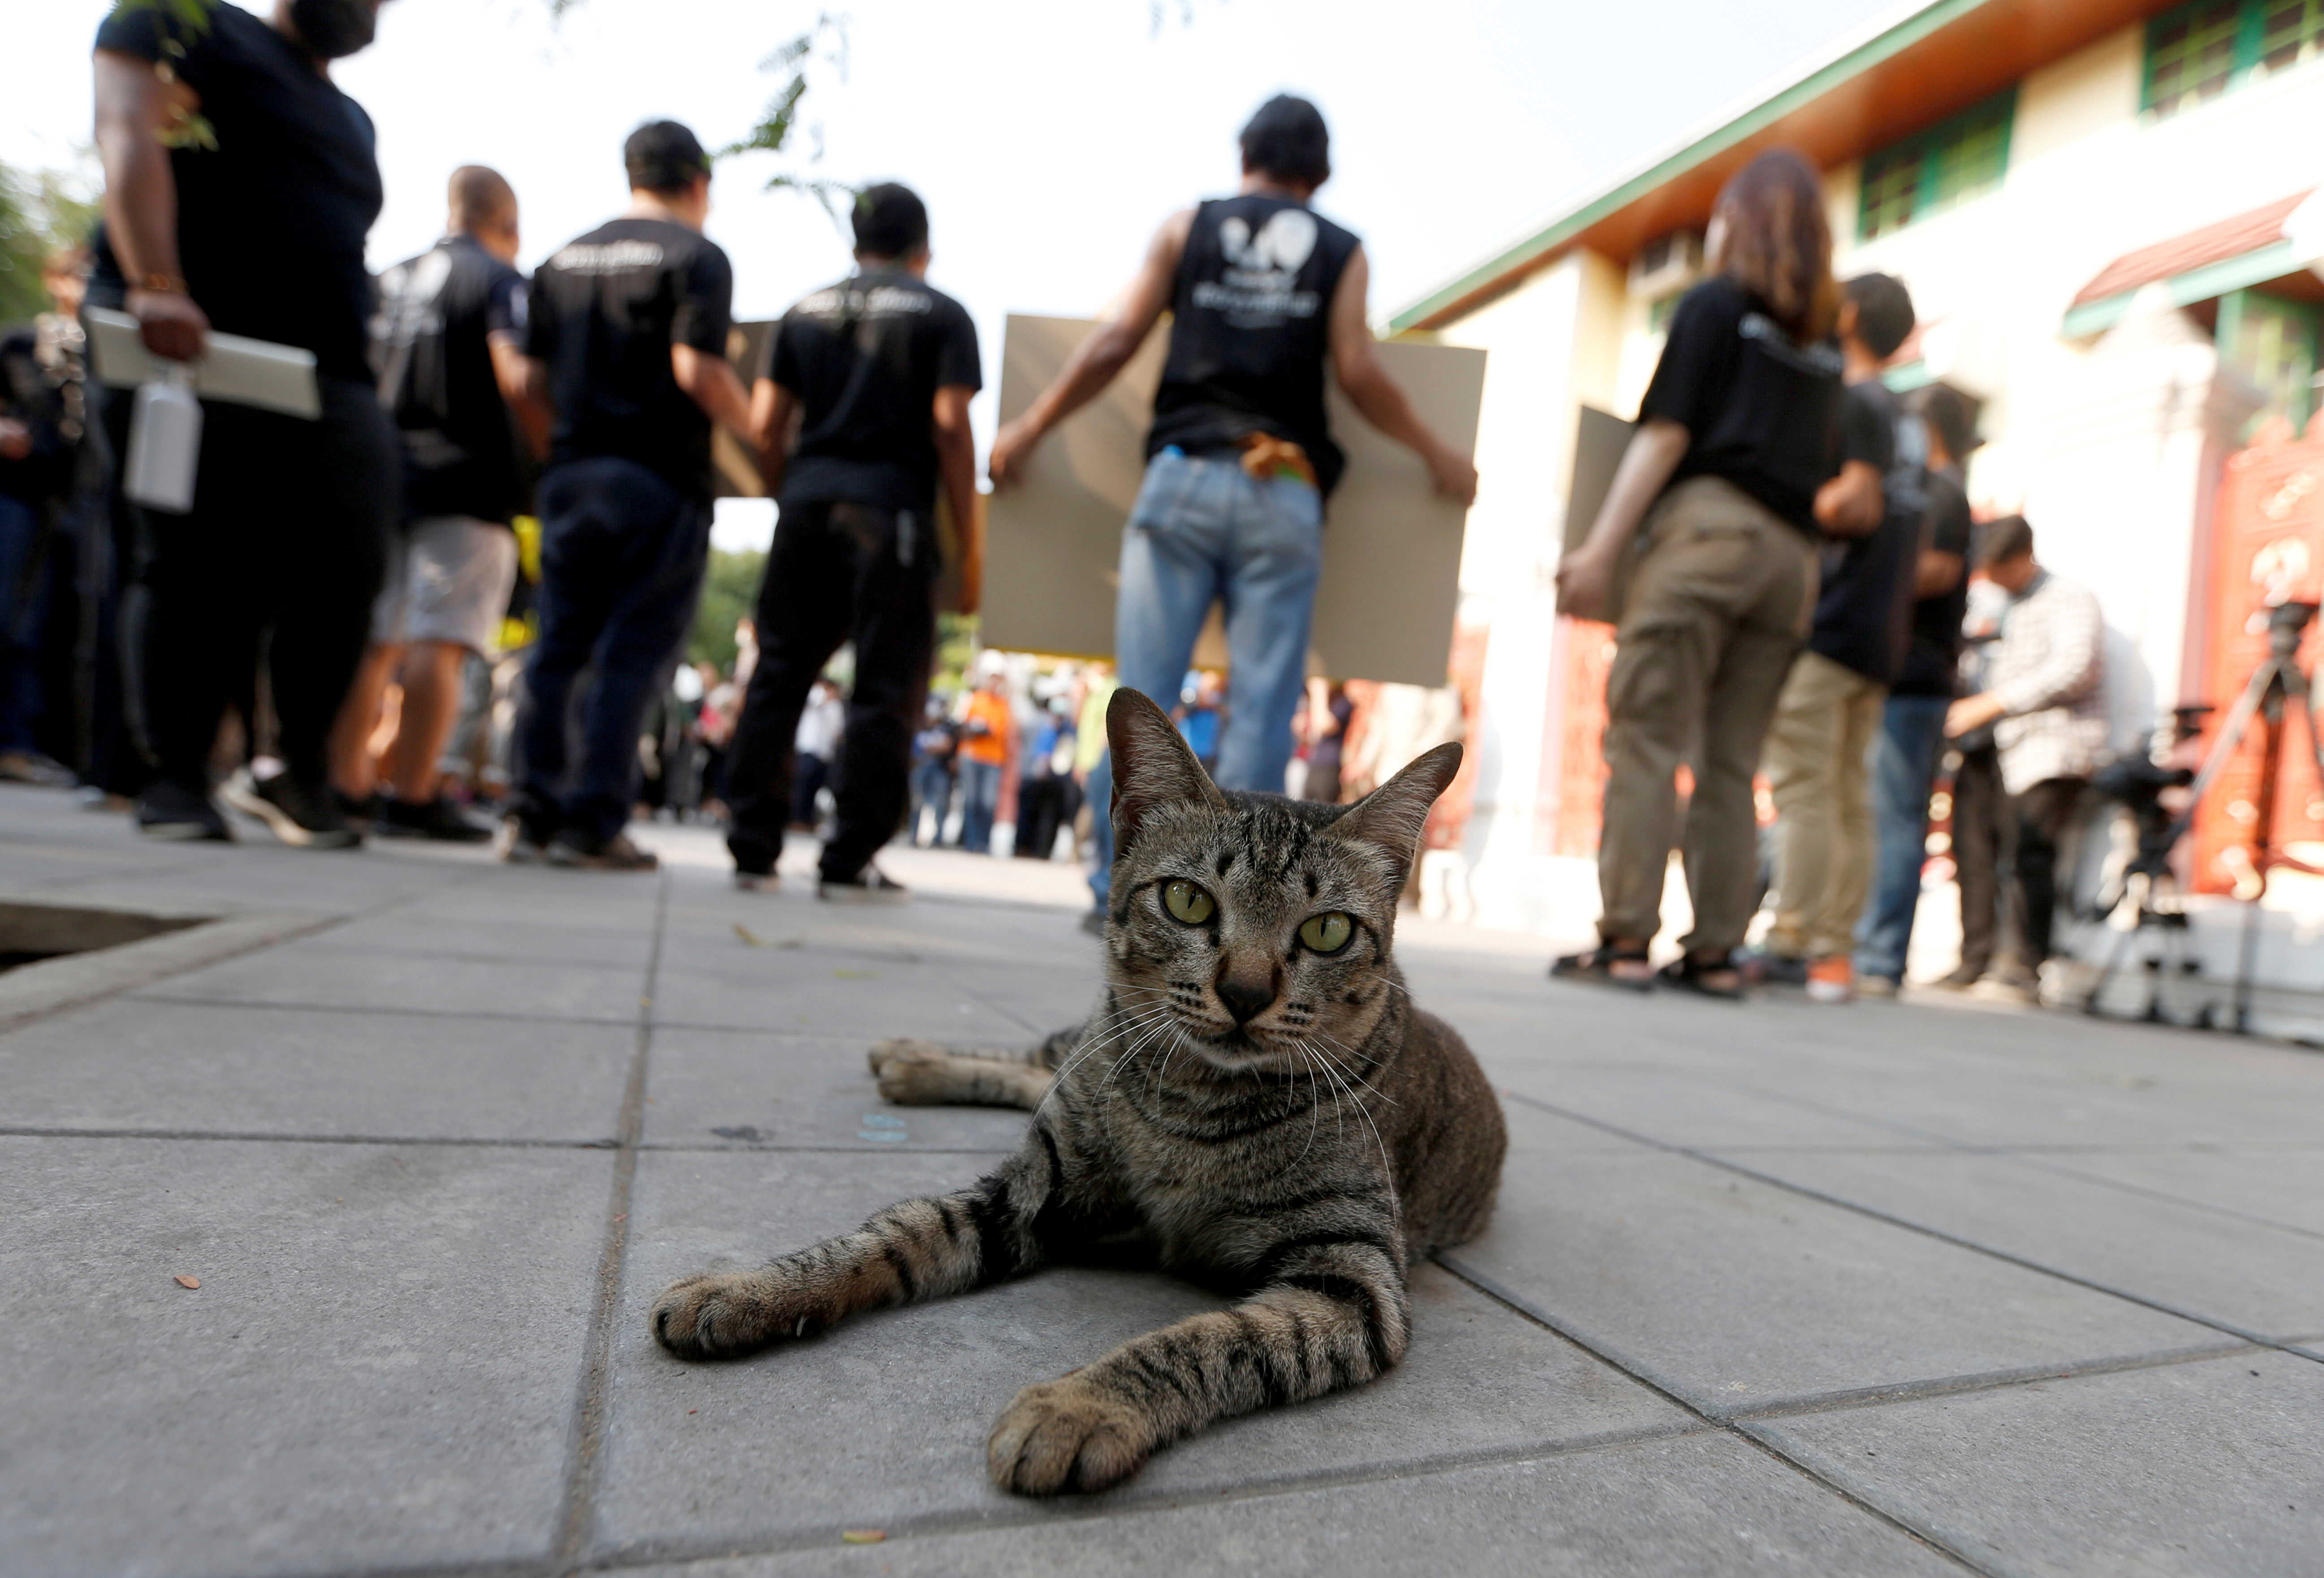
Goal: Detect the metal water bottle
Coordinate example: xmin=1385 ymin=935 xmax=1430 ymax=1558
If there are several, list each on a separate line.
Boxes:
xmin=124 ymin=363 xmax=202 ymax=514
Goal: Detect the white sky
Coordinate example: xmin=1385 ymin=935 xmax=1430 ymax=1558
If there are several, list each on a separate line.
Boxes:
xmin=9 ymin=0 xmax=1901 ymax=546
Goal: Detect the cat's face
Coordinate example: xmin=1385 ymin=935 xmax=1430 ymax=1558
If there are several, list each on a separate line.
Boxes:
xmin=1101 ymin=688 xmax=1461 ymax=1078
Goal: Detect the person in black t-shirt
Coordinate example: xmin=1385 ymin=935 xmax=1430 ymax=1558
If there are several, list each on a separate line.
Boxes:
xmin=510 ymin=121 xmax=754 ymax=871
xmin=1854 ymin=385 xmax=1977 ymax=993
xmin=721 ymin=183 xmax=982 ymax=897
xmin=328 ymin=165 xmax=549 ymax=844
xmin=1551 ymin=149 xmax=1846 ymax=998
xmin=1754 ymin=272 xmax=1920 ymax=1002
xmin=91 ymin=0 xmax=399 ymax=848
xmin=988 ymin=96 xmax=1476 ymax=925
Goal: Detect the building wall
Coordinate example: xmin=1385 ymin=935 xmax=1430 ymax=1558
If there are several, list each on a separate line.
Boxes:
xmin=1423 ymin=17 xmax=2324 ymax=943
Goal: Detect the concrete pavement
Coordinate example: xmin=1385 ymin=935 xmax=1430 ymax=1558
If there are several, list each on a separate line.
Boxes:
xmin=1 ymin=783 xmax=2319 ymax=1576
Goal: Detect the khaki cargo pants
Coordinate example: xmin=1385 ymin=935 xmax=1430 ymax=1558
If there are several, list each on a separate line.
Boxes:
xmin=1597 ymin=477 xmax=1816 ymax=955
xmin=1762 ymin=649 xmax=1887 ymax=960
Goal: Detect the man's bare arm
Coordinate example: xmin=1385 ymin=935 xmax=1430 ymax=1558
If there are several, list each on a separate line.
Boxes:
xmin=93 ymin=49 xmax=208 ymax=360
xmin=1327 ymin=246 xmax=1476 ymax=504
xmin=672 ymin=342 xmax=754 ymax=442
xmin=1813 ymin=460 xmax=1883 ymax=537
xmin=1914 ymin=548 xmax=1965 ymax=598
xmin=750 ymin=378 xmax=798 ymax=496
xmin=932 ymin=383 xmax=980 ymax=612
xmin=489 ymin=338 xmax=550 ymax=460
xmin=987 ymin=210 xmax=1192 ymax=487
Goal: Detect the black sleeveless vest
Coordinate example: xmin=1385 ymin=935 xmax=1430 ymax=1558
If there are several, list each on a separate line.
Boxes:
xmin=1146 ymin=195 xmax=1360 ymax=495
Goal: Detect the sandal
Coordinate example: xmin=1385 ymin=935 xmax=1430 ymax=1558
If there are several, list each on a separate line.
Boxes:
xmin=1658 ymin=952 xmax=1747 ymax=1001
xmin=1550 ymin=944 xmax=1655 ymax=993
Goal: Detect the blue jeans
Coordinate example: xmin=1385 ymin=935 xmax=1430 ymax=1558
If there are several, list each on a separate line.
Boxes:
xmin=1087 ymin=448 xmax=1324 ymax=905
xmin=1853 ymin=692 xmax=1951 ymax=983
xmin=910 ymin=759 xmax=952 ymax=841
xmin=958 ymin=758 xmax=1002 ymax=853
xmin=516 ymin=458 xmax=710 ymax=843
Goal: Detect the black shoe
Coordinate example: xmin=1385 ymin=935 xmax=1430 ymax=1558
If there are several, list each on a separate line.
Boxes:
xmin=374 ymin=793 xmax=496 ymax=843
xmin=733 ymin=869 xmax=778 ymax=892
xmin=1737 ymin=948 xmax=1808 ymax=987
xmin=818 ymin=864 xmax=908 ymax=902
xmin=334 ymin=788 xmax=380 ymax=831
xmin=547 ymin=827 xmax=659 ymax=871
xmin=221 ymin=767 xmax=363 ymax=849
xmin=136 ymin=779 xmax=234 ymax=842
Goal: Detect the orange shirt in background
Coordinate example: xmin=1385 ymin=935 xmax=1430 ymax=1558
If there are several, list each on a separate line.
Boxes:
xmin=958 ymin=690 xmax=1012 ymax=766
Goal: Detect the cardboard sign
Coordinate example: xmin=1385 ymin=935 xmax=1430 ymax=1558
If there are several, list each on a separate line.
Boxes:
xmin=983 ymin=314 xmax=1483 ymax=686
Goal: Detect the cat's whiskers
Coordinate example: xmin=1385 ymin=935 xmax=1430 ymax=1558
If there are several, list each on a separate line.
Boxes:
xmin=1030 ymin=1001 xmax=1181 ymax=1123
xmin=1302 ymin=1039 xmax=1400 ymax=1208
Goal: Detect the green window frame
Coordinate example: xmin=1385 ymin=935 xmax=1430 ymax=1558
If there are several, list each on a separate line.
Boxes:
xmin=2144 ymin=0 xmax=2324 ymax=118
xmin=2218 ymin=288 xmax=2323 ymax=432
xmin=1856 ymin=89 xmax=2016 ymax=241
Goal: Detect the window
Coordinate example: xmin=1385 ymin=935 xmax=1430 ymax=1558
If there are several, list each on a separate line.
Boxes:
xmin=1856 ymin=91 xmax=2016 ymax=241
xmin=2219 ymin=289 xmax=2322 ymax=431
xmin=2145 ymin=0 xmax=2324 ymax=117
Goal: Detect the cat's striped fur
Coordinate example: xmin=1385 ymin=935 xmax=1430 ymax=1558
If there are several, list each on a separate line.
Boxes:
xmin=651 ymin=686 xmax=1507 ymax=1496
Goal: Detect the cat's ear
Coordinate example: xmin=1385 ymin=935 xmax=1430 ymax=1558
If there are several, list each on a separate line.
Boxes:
xmin=1331 ymin=741 xmax=1463 ymax=883
xmin=1107 ymin=685 xmax=1225 ymax=856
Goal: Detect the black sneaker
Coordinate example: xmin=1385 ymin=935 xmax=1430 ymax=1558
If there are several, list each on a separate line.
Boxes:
xmin=221 ymin=767 xmax=363 ymax=849
xmin=733 ymin=868 xmax=778 ymax=892
xmin=375 ymin=794 xmax=496 ymax=843
xmin=135 ymin=779 xmax=234 ymax=841
xmin=334 ymin=788 xmax=380 ymax=831
xmin=818 ymin=864 xmax=908 ymax=902
xmin=547 ymin=827 xmax=660 ymax=871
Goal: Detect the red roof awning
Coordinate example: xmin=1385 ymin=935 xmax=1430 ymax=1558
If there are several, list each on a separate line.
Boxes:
xmin=2071 ymin=191 xmax=2315 ymax=307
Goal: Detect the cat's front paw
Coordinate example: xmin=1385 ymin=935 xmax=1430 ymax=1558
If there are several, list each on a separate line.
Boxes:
xmin=650 ymin=1270 xmax=805 ymax=1360
xmin=867 ymin=1036 xmax=948 ymax=1077
xmin=986 ymin=1377 xmax=1151 ymax=1496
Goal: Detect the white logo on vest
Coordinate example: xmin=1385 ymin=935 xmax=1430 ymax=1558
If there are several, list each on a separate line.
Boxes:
xmin=1195 ymin=208 xmax=1322 ymax=323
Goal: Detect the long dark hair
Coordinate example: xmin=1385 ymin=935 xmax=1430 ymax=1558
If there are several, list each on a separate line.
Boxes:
xmin=1713 ymin=150 xmax=1836 ymax=342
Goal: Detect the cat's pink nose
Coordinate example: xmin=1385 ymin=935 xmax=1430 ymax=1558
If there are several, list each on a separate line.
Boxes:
xmin=1215 ymin=974 xmax=1275 ymax=1024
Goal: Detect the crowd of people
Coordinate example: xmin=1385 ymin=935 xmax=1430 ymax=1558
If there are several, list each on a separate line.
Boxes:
xmin=0 ymin=0 xmax=2118 ymax=1001
xmin=1553 ymin=148 xmax=2110 ymax=1007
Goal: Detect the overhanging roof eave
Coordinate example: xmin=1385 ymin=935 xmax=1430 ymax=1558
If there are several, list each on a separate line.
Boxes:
xmin=1387 ymin=0 xmax=1992 ymax=334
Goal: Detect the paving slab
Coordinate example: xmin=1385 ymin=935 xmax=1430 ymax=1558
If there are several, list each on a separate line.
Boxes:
xmin=0 ymin=1134 xmax=610 ymax=1578
xmin=1759 ymin=1350 xmax=2324 ymax=1577
xmin=131 ymin=932 xmax=652 ymax=1023
xmin=2028 ymin=1144 xmax=2324 ymax=1240
xmin=651 ymin=956 xmax=1035 ymax=1041
xmin=1705 ymin=1146 xmax=2324 ymax=1340
xmin=313 ymin=908 xmax=659 ymax=969
xmin=616 ymin=1432 xmax=1959 ymax=1577
xmin=597 ymin=1149 xmax=1691 ymax=1559
xmin=1447 ymin=1106 xmax=2219 ymax=1411
xmin=644 ymin=1025 xmax=1032 ymax=1153
xmin=1483 ymin=1062 xmax=1925 ymax=1151
xmin=0 ymin=996 xmax=633 ymax=1142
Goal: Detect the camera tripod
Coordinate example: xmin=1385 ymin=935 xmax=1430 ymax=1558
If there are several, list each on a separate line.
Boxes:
xmin=2083 ymin=601 xmax=2324 ymax=1032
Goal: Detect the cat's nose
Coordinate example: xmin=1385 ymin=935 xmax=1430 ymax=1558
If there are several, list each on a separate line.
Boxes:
xmin=1214 ymin=974 xmax=1276 ymax=1024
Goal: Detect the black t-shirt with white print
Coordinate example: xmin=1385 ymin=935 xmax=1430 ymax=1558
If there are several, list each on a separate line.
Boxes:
xmin=759 ymin=265 xmax=981 ymax=515
xmin=374 ymin=234 xmax=528 ymax=525
xmin=527 ymin=217 xmax=734 ymax=501
xmin=88 ymin=0 xmax=383 ymax=382
xmin=1639 ymin=275 xmax=1844 ymax=535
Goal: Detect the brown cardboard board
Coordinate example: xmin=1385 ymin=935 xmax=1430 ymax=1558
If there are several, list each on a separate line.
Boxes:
xmin=1563 ymin=403 xmax=1641 ymax=622
xmin=983 ymin=314 xmax=1484 ymax=686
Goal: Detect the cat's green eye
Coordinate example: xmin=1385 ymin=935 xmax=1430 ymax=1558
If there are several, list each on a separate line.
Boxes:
xmin=1162 ymin=880 xmax=1216 ymax=925
xmin=1299 ymin=912 xmax=1354 ymax=954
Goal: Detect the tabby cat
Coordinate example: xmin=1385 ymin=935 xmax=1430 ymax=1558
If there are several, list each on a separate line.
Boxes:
xmin=650 ymin=687 xmax=1507 ymax=1496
